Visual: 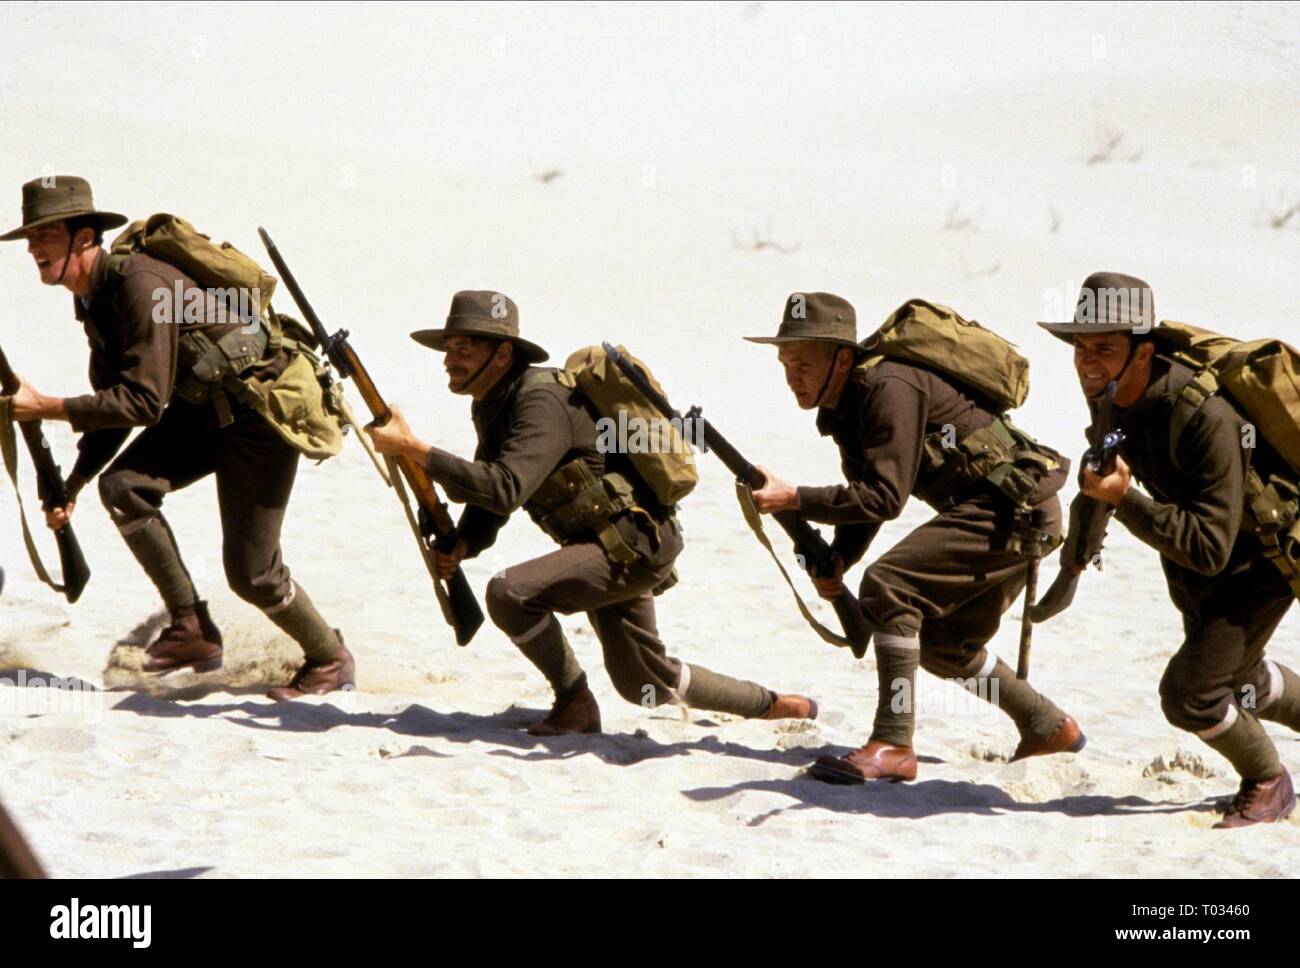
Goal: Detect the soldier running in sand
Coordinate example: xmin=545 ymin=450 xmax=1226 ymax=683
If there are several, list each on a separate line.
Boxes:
xmin=366 ymin=290 xmax=818 ymax=734
xmin=747 ymin=292 xmax=1086 ymax=783
xmin=1 ymin=176 xmax=352 ymax=700
xmin=1037 ymin=271 xmax=1299 ymax=828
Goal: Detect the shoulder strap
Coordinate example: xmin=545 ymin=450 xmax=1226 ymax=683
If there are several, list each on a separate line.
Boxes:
xmin=1166 ymin=360 xmax=1218 ymax=471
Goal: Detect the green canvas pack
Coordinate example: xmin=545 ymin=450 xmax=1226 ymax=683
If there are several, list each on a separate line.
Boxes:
xmin=1155 ymin=320 xmax=1300 ymax=598
xmin=859 ymin=298 xmax=1030 ymax=412
xmin=109 ymin=214 xmax=343 ymax=460
xmin=1156 ymin=321 xmax=1300 ymax=477
xmin=553 ymin=344 xmax=699 ymax=507
xmin=110 ymin=213 xmax=277 ymax=321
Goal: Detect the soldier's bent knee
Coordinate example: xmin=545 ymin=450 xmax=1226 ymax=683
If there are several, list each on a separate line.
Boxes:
xmin=486 ymin=571 xmax=529 ymax=627
xmin=1158 ymin=665 xmax=1202 ymax=732
xmin=97 ymin=470 xmax=145 ymax=522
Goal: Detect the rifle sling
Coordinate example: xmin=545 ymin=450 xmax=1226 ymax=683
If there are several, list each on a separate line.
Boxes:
xmin=384 ymin=453 xmax=456 ymax=627
xmin=0 ymin=396 xmax=67 ymax=595
xmin=733 ymin=481 xmax=854 ymax=651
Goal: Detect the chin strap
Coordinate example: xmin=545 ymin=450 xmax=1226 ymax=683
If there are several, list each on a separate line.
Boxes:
xmin=53 ymin=234 xmax=76 ymax=286
xmin=457 ymin=340 xmax=504 ymax=395
xmin=812 ymin=351 xmax=842 ymax=408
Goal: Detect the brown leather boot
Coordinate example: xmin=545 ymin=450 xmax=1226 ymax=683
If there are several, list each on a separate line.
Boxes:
xmin=1011 ymin=714 xmax=1087 ymax=762
xmin=764 ymin=694 xmax=819 ymax=721
xmin=267 ymin=636 xmax=356 ymax=701
xmin=1214 ymin=770 xmax=1296 ymax=829
xmin=143 ymin=601 xmax=223 ymax=674
xmin=528 ymin=675 xmax=602 ymax=736
xmin=809 ymin=740 xmax=918 ymax=784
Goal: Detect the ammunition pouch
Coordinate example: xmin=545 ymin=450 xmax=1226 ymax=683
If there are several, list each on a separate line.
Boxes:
xmin=175 ymin=325 xmax=271 ymax=426
xmin=1244 ymin=467 xmax=1300 ymax=600
xmin=528 ymin=458 xmax=652 ymax=565
xmin=918 ymin=415 xmax=1062 ymax=512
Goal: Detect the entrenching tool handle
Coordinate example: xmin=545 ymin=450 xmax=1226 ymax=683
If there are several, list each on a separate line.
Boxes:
xmin=1016 ymin=556 xmax=1040 ymax=680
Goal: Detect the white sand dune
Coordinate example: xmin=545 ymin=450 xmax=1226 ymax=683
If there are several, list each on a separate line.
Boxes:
xmin=1 ymin=2 xmax=1298 ymax=877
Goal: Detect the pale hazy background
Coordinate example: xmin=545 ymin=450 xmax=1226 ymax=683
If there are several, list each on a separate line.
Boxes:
xmin=2 ymin=2 xmax=1299 ymax=877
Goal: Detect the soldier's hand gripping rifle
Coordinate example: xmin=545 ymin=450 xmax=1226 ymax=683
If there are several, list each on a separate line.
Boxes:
xmin=258 ymin=228 xmax=484 ymax=646
xmin=603 ymin=342 xmax=873 ymax=658
xmin=1028 ymin=379 xmax=1126 ymax=623
xmin=0 ymin=345 xmax=90 ymax=603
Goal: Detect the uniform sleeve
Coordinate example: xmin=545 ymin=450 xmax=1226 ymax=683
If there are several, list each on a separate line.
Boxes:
xmin=63 ymin=270 xmax=179 ymax=432
xmin=796 ymin=375 xmax=928 ymax=525
xmin=424 ymin=389 xmax=574 ymax=516
xmin=455 ymin=503 xmax=509 ymax=558
xmin=830 ymin=522 xmax=881 ymax=569
xmin=1113 ymin=404 xmax=1244 ymax=576
xmin=70 ymin=428 xmax=132 ymax=485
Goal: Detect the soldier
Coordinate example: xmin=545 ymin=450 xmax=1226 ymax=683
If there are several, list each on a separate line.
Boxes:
xmin=748 ymin=292 xmax=1085 ymax=783
xmin=366 ymin=290 xmax=817 ymax=734
xmin=1038 ymin=271 xmax=1297 ymax=828
xmin=2 ymin=176 xmax=352 ymax=700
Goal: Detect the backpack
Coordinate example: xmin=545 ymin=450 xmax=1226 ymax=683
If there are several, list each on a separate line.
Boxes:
xmin=553 ymin=344 xmax=699 ymax=507
xmin=108 ymin=214 xmax=344 ymax=460
xmin=858 ymin=299 xmax=1061 ymax=512
xmin=1156 ymin=321 xmax=1300 ymax=476
xmin=1154 ymin=320 xmax=1300 ymax=597
xmin=858 ymin=298 xmax=1030 ymax=412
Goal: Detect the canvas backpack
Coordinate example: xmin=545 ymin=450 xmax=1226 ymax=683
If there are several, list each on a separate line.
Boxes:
xmin=1155 ymin=320 xmax=1300 ymax=598
xmin=858 ymin=299 xmax=1061 ymax=511
xmin=108 ymin=214 xmax=345 ymax=460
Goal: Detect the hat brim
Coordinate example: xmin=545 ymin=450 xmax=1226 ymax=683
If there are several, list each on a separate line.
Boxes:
xmin=743 ymin=335 xmax=861 ymax=348
xmin=410 ymin=327 xmax=549 ymax=364
xmin=1036 ymin=320 xmax=1151 ymax=344
xmin=0 ymin=210 xmax=128 ymax=242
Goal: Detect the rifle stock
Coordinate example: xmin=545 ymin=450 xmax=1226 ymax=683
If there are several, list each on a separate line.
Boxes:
xmin=257 ymin=228 xmax=483 ymax=646
xmin=0 ymin=345 xmax=90 ymax=603
xmin=1029 ymin=381 xmax=1124 ymax=625
xmin=602 ymin=342 xmax=873 ymax=658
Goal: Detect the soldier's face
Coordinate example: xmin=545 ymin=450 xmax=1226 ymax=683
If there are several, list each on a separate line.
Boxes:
xmin=1073 ymin=333 xmax=1134 ymax=398
xmin=444 ymin=335 xmax=505 ymax=395
xmin=25 ymin=222 xmax=76 ymax=286
xmin=777 ymin=342 xmax=835 ymax=410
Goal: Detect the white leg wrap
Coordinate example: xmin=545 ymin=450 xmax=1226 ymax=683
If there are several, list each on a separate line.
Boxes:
xmin=1259 ymin=660 xmax=1284 ymax=712
xmin=264 ymin=582 xmax=297 ymax=616
xmin=510 ymin=614 xmax=553 ymax=646
xmin=875 ymin=632 xmax=920 ymax=652
xmin=1197 ymin=703 xmax=1239 ymax=741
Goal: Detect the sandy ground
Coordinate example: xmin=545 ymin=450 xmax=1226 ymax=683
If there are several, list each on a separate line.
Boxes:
xmin=1 ymin=2 xmax=1299 ymax=876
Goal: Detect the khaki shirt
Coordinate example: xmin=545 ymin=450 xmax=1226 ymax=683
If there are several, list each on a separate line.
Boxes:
xmin=797 ymin=360 xmax=1066 ymax=566
xmin=1108 ymin=357 xmax=1289 ymax=581
xmin=424 ymin=365 xmax=679 ymax=566
xmin=66 ymin=248 xmax=246 ymax=481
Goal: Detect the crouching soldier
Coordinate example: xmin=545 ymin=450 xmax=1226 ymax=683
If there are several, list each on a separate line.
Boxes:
xmin=749 ymin=292 xmax=1085 ymax=783
xmin=366 ymin=290 xmax=817 ymax=734
xmin=2 ymin=176 xmax=352 ymax=699
xmin=1039 ymin=272 xmax=1298 ymax=828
